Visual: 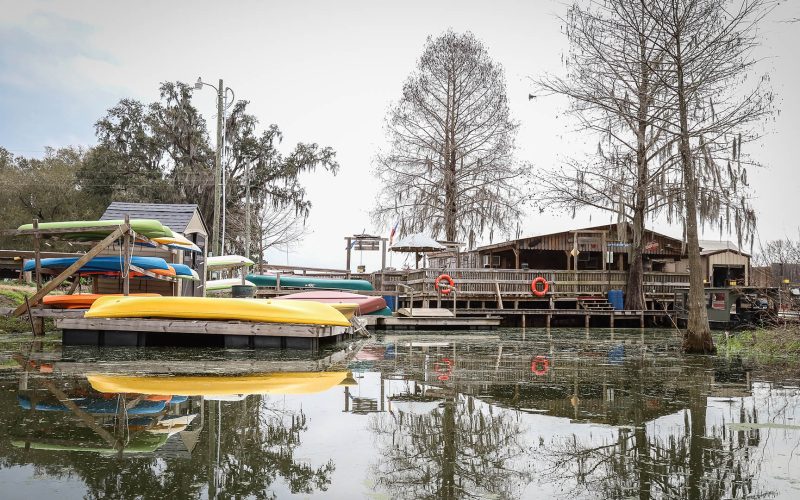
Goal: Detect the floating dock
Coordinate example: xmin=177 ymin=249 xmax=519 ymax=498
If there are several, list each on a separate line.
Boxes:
xmin=363 ymin=315 xmax=501 ymax=330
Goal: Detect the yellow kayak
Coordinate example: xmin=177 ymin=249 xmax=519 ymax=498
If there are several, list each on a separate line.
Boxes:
xmin=87 ymin=372 xmax=349 ymax=396
xmin=329 ymin=303 xmax=359 ymax=320
xmin=84 ymin=296 xmax=351 ymax=327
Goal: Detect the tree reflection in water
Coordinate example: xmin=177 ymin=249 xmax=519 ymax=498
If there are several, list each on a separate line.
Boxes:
xmin=209 ymin=397 xmax=335 ymax=499
xmin=538 ymin=360 xmax=778 ymax=500
xmin=369 ymin=392 xmax=533 ymax=500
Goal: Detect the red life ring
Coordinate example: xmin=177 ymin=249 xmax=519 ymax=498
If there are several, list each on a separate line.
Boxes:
xmin=435 ymin=274 xmax=455 ymax=295
xmin=434 ymin=357 xmax=452 ymax=381
xmin=531 ymin=356 xmax=550 ymax=376
xmin=531 ymin=276 xmax=549 ymax=297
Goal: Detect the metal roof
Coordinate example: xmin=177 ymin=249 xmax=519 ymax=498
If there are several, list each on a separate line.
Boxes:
xmin=100 ymin=202 xmax=207 ymax=234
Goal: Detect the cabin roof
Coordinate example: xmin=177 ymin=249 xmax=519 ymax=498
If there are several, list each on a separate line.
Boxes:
xmin=100 ymin=202 xmax=208 ymax=236
xmin=474 ymin=222 xmax=684 ymax=254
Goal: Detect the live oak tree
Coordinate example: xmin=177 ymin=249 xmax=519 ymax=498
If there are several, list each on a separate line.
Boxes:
xmin=84 ymin=81 xmax=338 ymax=253
xmin=372 ymin=30 xmax=531 ymax=247
xmin=533 ymin=0 xmax=678 ymax=310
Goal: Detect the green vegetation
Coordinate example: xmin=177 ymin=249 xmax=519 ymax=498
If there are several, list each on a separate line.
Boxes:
xmin=717 ymin=327 xmax=800 ymax=360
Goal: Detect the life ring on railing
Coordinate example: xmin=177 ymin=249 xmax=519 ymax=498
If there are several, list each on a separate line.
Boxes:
xmin=434 ymin=357 xmax=453 ymax=381
xmin=531 ymin=276 xmax=549 ymax=297
xmin=435 ymin=274 xmax=455 ymax=295
xmin=530 ymin=356 xmax=550 ymax=376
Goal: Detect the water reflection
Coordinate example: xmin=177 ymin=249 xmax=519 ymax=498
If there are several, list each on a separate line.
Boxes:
xmin=0 ymin=329 xmax=796 ymax=499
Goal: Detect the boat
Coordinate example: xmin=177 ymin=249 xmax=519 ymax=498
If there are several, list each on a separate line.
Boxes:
xmin=207 ymin=255 xmax=254 ymax=269
xmin=24 ymin=256 xmax=171 ymax=273
xmin=17 ymin=219 xmax=172 ymax=240
xmin=84 ymin=296 xmax=352 ymax=326
xmin=247 ymin=274 xmax=374 ymax=291
xmin=206 ymin=277 xmax=257 ymax=291
xmin=87 ymin=372 xmax=350 ymax=397
xmin=43 ymin=293 xmax=161 ymax=309
xmin=18 ymin=395 xmax=167 ymax=415
xmin=275 ymin=290 xmax=386 ymax=314
xmin=327 ymin=303 xmax=359 ymax=320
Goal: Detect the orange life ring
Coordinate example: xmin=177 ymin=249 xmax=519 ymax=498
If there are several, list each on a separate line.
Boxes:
xmin=531 ymin=356 xmax=550 ymax=376
xmin=435 ymin=274 xmax=456 ymax=295
xmin=531 ymin=276 xmax=549 ymax=297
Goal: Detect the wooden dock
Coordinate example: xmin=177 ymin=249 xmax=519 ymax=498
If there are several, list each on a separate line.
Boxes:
xmin=55 ymin=316 xmax=349 ymax=350
xmin=363 ymin=315 xmax=501 ymax=330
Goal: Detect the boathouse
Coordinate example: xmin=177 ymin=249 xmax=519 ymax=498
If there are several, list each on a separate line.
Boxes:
xmin=96 ymin=202 xmax=209 ymax=297
xmin=698 ymin=240 xmax=750 ymax=287
xmin=429 ymin=223 xmax=687 ymax=272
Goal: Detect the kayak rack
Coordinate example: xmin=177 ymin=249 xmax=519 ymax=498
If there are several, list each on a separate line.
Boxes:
xmin=2 ymin=215 xmax=178 ymax=334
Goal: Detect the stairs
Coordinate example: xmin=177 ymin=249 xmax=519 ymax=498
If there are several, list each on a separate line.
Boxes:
xmin=578 ymin=296 xmax=615 ymax=312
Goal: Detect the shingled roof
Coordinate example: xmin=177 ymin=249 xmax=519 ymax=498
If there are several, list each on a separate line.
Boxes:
xmin=100 ymin=202 xmax=208 ymax=235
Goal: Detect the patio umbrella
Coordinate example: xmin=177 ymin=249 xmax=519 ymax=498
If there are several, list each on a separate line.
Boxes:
xmin=390 ymin=233 xmax=446 ymax=269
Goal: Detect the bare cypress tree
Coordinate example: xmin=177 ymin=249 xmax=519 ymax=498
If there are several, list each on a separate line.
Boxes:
xmin=645 ymin=0 xmax=774 ymax=353
xmin=533 ymin=0 xmax=679 ymax=310
xmin=372 ymin=30 xmax=530 ymax=247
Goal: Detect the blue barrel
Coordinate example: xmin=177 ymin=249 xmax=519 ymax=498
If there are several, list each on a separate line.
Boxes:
xmin=383 ymin=295 xmax=397 ymax=311
xmin=608 ymin=290 xmax=624 ymax=310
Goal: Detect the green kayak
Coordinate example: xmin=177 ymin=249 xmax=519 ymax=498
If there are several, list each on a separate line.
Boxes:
xmin=17 ymin=219 xmax=173 ymax=240
xmin=11 ymin=432 xmax=169 ymax=454
xmin=247 ymin=274 xmax=374 ymax=291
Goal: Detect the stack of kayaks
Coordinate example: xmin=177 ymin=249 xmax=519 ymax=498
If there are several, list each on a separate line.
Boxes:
xmin=85 ymin=296 xmax=351 ymax=327
xmin=17 ymin=219 xmax=173 ymax=241
xmin=43 ymin=293 xmax=161 ymax=309
xmin=275 ymin=291 xmax=387 ymax=315
xmin=246 ymin=274 xmax=374 ymax=291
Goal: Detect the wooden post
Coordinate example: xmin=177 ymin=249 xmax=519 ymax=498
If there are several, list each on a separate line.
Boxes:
xmin=13 ymin=224 xmax=129 ymax=317
xmin=494 ymin=281 xmax=504 ymax=310
xmin=546 ymin=314 xmax=551 ymax=328
xmin=345 ymin=237 xmax=352 ymax=271
xmin=585 ymin=314 xmax=590 ymax=329
xmin=610 ymin=313 xmax=615 ymax=329
xmin=32 ymin=219 xmax=42 ymax=291
xmin=122 ymin=215 xmax=131 ymax=296
xmin=276 ymin=273 xmax=281 ymax=291
xmin=514 ymin=243 xmax=520 ymax=269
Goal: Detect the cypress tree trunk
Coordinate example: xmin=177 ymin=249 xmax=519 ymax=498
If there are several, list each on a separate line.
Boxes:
xmin=675 ymin=31 xmax=714 ymax=354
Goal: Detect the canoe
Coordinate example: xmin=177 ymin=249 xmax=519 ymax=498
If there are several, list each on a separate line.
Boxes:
xmin=247 ymin=274 xmax=374 ymax=291
xmin=87 ymin=372 xmax=350 ymax=396
xmin=24 ymin=256 xmax=170 ymax=272
xmin=206 ymin=278 xmax=257 ymax=290
xmin=207 ymin=255 xmax=254 ymax=269
xmin=84 ymin=296 xmax=352 ymax=326
xmin=276 ymin=290 xmax=386 ymax=314
xmin=17 ymin=219 xmax=172 ymax=240
xmin=43 ymin=293 xmax=161 ymax=309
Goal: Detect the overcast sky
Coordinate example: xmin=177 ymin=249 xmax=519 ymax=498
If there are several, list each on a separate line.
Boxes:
xmin=1 ymin=0 xmax=798 ymax=271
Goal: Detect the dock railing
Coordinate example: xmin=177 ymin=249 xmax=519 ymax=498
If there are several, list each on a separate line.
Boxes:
xmin=395 ymin=268 xmax=690 ymax=298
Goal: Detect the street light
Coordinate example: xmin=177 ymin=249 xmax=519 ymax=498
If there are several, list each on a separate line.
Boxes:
xmin=193 ymin=76 xmax=234 ymax=256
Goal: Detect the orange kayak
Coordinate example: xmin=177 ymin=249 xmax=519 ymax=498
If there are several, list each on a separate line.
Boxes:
xmin=43 ymin=293 xmax=161 ymax=309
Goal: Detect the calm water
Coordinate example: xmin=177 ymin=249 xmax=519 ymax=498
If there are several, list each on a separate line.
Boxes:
xmin=0 ymin=328 xmax=798 ymax=499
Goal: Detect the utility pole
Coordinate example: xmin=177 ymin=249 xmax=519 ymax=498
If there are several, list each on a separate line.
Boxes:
xmin=245 ymin=159 xmax=251 ymax=260
xmin=212 ymin=79 xmax=224 ymax=257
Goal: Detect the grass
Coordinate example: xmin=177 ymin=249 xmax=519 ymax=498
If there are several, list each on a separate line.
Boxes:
xmin=0 ymin=281 xmax=54 ymax=334
xmin=716 ymin=326 xmax=800 ymax=360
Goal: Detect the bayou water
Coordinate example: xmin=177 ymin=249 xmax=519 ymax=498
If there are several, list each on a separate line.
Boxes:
xmin=0 ymin=328 xmax=798 ymax=499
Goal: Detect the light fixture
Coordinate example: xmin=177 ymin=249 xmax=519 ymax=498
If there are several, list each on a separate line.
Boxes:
xmin=194 ymin=77 xmax=203 ymax=90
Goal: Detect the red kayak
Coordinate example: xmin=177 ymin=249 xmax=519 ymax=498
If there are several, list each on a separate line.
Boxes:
xmin=275 ymin=291 xmax=386 ymax=315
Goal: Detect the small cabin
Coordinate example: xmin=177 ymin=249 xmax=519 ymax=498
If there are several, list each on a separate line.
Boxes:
xmin=698 ymin=240 xmax=750 ymax=287
xmin=94 ymin=202 xmax=208 ymax=297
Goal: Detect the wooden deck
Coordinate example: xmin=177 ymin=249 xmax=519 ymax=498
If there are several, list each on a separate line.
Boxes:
xmin=363 ymin=315 xmax=501 ymax=331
